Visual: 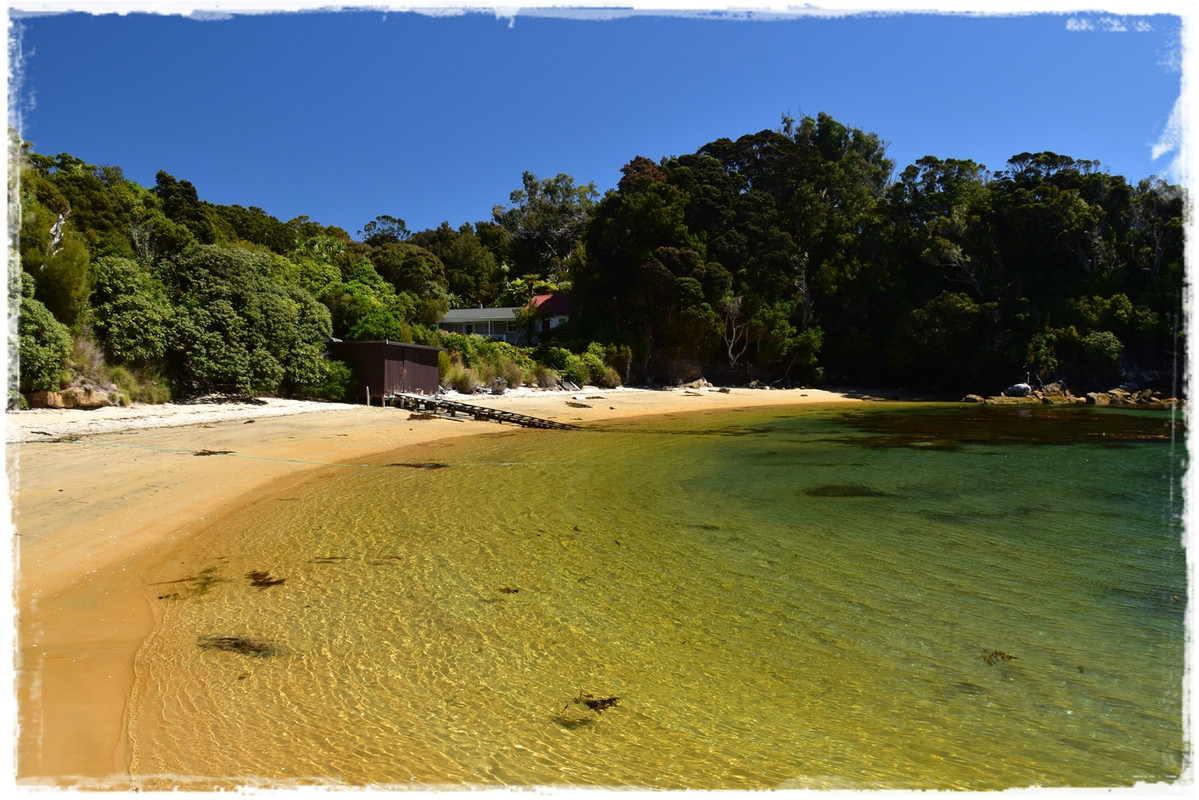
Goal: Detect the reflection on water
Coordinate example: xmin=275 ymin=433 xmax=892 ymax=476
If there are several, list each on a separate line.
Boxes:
xmin=128 ymin=403 xmax=1187 ymax=790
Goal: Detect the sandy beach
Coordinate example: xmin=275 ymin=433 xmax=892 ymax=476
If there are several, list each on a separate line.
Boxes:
xmin=6 ymin=385 xmax=882 ymax=786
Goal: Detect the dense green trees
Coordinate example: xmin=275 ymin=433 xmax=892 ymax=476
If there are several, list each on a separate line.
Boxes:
xmin=493 ymin=171 xmax=597 ymax=283
xmin=8 ymin=110 xmax=1185 ymax=406
xmin=575 ymin=115 xmax=1183 ymax=391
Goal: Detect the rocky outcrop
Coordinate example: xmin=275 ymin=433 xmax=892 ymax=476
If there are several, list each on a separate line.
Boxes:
xmin=964 ymin=382 xmax=1180 ymax=409
xmin=1085 ymin=388 xmax=1180 ymax=410
xmin=27 ymin=385 xmax=113 ymax=409
xmin=25 ymin=375 xmax=122 ymax=410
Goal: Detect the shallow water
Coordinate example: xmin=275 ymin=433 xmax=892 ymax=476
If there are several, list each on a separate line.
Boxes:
xmin=128 ymin=403 xmax=1187 ymax=789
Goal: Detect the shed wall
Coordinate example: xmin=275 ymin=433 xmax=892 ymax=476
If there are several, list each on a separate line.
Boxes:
xmin=327 ymin=341 xmax=443 ymax=400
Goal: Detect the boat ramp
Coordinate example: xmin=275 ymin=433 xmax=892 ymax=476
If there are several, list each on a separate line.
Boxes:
xmin=389 ymin=393 xmax=578 ymax=431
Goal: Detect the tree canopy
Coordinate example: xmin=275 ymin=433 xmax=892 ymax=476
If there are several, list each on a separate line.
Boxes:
xmin=9 ymin=111 xmax=1185 ymax=405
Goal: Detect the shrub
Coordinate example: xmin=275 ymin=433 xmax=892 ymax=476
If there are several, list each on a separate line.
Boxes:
xmin=498 ymin=357 xmax=524 ymax=388
xmin=561 ymin=354 xmax=590 ymax=387
xmin=531 ymin=364 xmax=558 ymax=388
xmin=580 ymin=349 xmax=606 ymax=384
xmin=292 ymin=357 xmax=355 ymax=401
xmin=1081 ymin=330 xmax=1124 ymax=367
xmin=535 ymin=344 xmax=573 ymax=372
xmin=596 ymin=366 xmax=622 ymax=389
xmin=18 ymin=294 xmax=72 ymax=392
xmin=89 ymin=255 xmax=172 ymax=364
xmin=445 ymin=366 xmax=482 ymax=394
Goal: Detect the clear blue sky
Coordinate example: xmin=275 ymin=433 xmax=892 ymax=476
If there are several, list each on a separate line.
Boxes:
xmin=8 ymin=6 xmax=1186 ymax=239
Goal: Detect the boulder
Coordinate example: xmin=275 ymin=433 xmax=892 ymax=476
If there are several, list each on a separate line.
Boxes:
xmin=27 ymin=390 xmax=66 ymax=409
xmin=27 ymin=384 xmax=113 ymax=409
xmin=61 ymin=387 xmax=110 ymax=409
xmin=962 ymin=394 xmax=985 ymax=403
xmin=1085 ymin=392 xmax=1111 ymax=406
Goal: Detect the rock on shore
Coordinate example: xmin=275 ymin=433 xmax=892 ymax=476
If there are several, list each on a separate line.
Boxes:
xmin=963 ymin=382 xmax=1180 ymax=410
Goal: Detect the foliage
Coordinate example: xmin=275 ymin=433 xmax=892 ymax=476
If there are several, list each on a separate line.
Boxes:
xmin=11 ymin=121 xmax=1185 ymax=405
xmin=88 ymin=255 xmax=173 ymax=364
xmin=161 ymin=245 xmax=335 ymax=396
xmin=493 ymin=171 xmax=597 ymax=282
xmin=17 ymin=293 xmax=73 ymax=392
xmin=410 ymin=221 xmax=505 ymax=306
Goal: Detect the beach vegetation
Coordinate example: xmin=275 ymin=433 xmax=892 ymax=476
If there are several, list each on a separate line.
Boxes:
xmin=9 ymin=114 xmax=1185 ymax=405
xmin=445 ymin=365 xmax=482 ymax=394
xmin=16 ymin=292 xmax=73 ymax=392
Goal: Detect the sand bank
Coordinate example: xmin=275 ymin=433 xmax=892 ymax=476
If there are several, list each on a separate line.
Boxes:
xmin=6 ymin=385 xmax=878 ymax=785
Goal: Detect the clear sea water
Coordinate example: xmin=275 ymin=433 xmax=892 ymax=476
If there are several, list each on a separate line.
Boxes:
xmin=127 ymin=402 xmax=1188 ymax=790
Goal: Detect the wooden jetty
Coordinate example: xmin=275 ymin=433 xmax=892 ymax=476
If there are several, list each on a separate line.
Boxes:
xmin=391 ymin=393 xmax=578 ymax=430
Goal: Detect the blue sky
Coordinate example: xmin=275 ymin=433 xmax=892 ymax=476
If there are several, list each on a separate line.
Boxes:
xmin=8 ymin=5 xmax=1187 ymax=239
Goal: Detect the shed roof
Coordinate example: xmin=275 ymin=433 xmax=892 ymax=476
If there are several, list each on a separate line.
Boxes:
xmin=328 ymin=339 xmax=445 ymax=352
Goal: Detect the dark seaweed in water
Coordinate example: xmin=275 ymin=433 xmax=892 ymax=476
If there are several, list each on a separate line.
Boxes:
xmin=979 ymin=649 xmax=1018 ymax=666
xmin=803 ymin=484 xmax=890 ymax=497
xmin=246 ymin=570 xmax=286 ymax=589
xmin=570 ymin=692 xmax=620 ymax=713
xmin=840 ymin=405 xmax=1181 ymax=450
xmin=386 ymin=462 xmax=452 ymax=469
xmin=197 ymin=634 xmax=283 ymax=658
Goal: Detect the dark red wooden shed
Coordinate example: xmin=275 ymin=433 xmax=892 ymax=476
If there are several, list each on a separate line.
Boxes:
xmin=326 ymin=340 xmax=444 ymax=402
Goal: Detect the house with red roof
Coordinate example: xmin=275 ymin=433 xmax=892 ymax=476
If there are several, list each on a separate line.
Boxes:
xmin=438 ymin=294 xmax=572 ymax=344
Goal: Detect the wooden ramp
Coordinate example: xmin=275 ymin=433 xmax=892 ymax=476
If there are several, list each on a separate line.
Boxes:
xmin=392 ymin=393 xmax=578 ymax=430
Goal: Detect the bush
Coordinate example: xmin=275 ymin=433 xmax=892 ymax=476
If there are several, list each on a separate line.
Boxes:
xmin=18 ymin=294 xmax=73 ymax=392
xmin=596 ymin=366 xmax=623 ymax=388
xmin=292 ymin=357 xmax=355 ymax=401
xmin=497 ymin=357 xmax=524 ymax=388
xmin=561 ymin=354 xmax=590 ymax=387
xmin=108 ymin=364 xmax=173 ymax=404
xmin=89 ymin=255 xmax=172 ymax=364
xmin=531 ymin=364 xmax=558 ymax=388
xmin=445 ymin=366 xmax=482 ymax=394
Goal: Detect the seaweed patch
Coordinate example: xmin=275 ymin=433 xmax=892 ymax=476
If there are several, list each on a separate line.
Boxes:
xmin=979 ymin=649 xmax=1018 ymax=666
xmin=198 ymin=634 xmax=283 ymax=658
xmin=246 ymin=570 xmax=286 ymax=589
xmin=567 ymin=691 xmax=621 ymax=713
xmin=151 ymin=565 xmax=224 ymax=598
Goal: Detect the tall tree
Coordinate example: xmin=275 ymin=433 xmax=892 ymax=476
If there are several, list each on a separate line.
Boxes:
xmin=493 ymin=171 xmax=597 ymax=281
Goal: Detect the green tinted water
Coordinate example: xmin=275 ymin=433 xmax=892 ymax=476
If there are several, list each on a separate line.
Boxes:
xmin=128 ymin=403 xmax=1187 ymax=789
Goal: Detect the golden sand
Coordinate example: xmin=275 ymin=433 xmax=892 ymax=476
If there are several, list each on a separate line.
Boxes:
xmin=6 ymin=386 xmax=875 ymax=784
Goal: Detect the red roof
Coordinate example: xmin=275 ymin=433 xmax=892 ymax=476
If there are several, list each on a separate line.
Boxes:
xmin=530 ymin=294 xmax=573 ymax=316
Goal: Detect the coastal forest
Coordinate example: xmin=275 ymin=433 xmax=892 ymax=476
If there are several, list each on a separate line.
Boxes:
xmin=9 ymin=111 xmax=1186 ymax=407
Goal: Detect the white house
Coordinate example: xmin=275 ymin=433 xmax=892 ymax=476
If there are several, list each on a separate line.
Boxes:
xmin=438 ymin=294 xmax=572 ymax=344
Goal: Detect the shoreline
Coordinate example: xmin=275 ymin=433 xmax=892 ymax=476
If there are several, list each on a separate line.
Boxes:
xmin=6 ymin=385 xmax=898 ymax=785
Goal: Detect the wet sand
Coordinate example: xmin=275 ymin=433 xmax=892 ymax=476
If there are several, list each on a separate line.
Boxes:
xmin=6 ymin=386 xmax=881 ymax=785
